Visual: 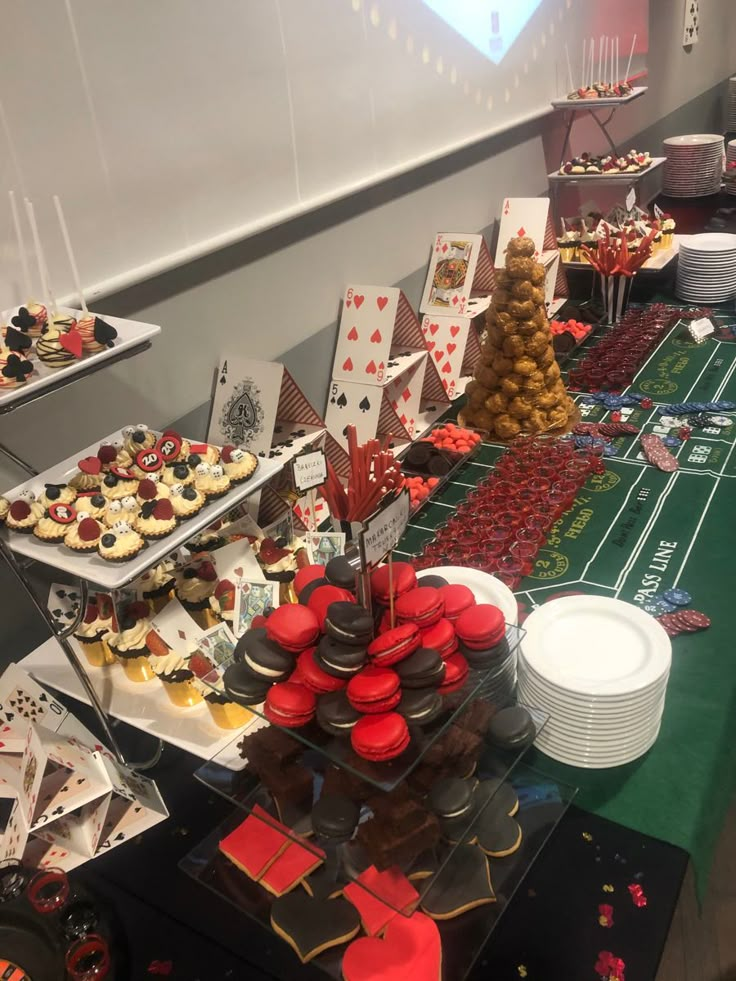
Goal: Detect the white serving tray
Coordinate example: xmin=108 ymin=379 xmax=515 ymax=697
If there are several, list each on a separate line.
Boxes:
xmin=548 ymin=157 xmax=665 ymax=183
xmin=550 ymin=86 xmax=648 ymax=110
xmin=1 ymin=428 xmax=283 ymax=589
xmin=21 ymin=638 xmax=266 ymax=768
xmin=0 ymin=308 xmax=161 ymax=413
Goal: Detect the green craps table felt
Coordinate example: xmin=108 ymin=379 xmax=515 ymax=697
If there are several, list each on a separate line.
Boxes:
xmin=396 ymin=309 xmax=736 ymax=899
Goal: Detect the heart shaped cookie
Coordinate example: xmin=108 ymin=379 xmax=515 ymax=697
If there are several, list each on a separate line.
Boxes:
xmin=59 ymin=329 xmax=83 ymax=359
xmin=342 ymin=911 xmax=441 ymax=981
xmin=270 ymin=892 xmax=360 ymax=963
xmin=78 ymin=456 xmax=102 ymax=475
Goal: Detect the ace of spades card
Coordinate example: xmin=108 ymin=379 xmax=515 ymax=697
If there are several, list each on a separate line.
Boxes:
xmin=420 ymin=234 xmax=495 ymax=315
xmin=683 ymin=0 xmax=699 ymax=44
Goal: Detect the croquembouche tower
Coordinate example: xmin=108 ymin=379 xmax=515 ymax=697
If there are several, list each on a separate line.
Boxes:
xmin=458 ymin=236 xmax=577 ymax=440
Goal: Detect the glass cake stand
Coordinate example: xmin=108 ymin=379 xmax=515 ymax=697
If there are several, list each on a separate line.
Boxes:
xmin=200 ymin=622 xmax=525 ymax=791
xmin=180 ymin=759 xmax=576 ymax=980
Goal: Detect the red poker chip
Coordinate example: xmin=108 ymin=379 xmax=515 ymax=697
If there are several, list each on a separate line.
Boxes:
xmin=156 ymin=435 xmax=182 ymax=461
xmin=135 ymin=448 xmax=163 ymax=473
xmin=110 ymin=466 xmax=135 ymax=479
xmin=679 ymin=609 xmax=711 ymax=629
xmin=668 ymin=612 xmax=698 ymax=633
xmin=48 ymin=502 xmax=77 ymax=524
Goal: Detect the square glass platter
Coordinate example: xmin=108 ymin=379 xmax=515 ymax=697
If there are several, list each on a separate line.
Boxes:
xmin=198 ymin=622 xmax=525 ymax=789
xmin=193 ymin=703 xmax=548 ymax=914
xmin=181 ymin=759 xmax=576 ymax=980
xmin=0 ymin=428 xmax=283 ymax=589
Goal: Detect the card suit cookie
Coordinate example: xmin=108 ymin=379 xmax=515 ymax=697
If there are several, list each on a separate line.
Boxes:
xmin=475 ymin=812 xmax=522 ymax=858
xmin=59 ymin=329 xmax=83 ymax=359
xmin=342 ymin=911 xmax=442 ymax=981
xmin=270 ymin=893 xmax=360 ymax=963
xmin=344 ymin=865 xmax=419 ymax=936
xmin=218 ymin=810 xmax=289 ymax=880
xmin=419 ymin=844 xmax=495 ymax=920
xmin=260 ymin=837 xmax=324 ymax=897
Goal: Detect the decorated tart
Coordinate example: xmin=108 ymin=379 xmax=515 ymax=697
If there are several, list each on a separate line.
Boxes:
xmin=33 ymin=502 xmax=77 ymax=542
xmin=221 ymin=445 xmax=258 ymax=483
xmin=98 ymin=520 xmax=146 ymax=562
xmin=169 ymin=482 xmax=205 ymax=519
xmin=64 ymin=514 xmax=104 ymax=553
xmin=135 ymin=498 xmax=177 ymax=539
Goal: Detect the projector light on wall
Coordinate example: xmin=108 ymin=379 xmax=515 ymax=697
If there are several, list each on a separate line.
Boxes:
xmin=421 ymin=0 xmax=543 ymax=63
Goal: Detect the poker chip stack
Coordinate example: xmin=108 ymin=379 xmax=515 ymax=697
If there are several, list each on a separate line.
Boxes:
xmin=643 ymin=588 xmax=712 ymax=638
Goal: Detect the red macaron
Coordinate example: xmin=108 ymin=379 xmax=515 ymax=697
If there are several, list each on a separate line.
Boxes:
xmin=265 ymin=605 xmax=320 ymax=653
xmin=370 ymin=562 xmax=417 ymax=604
xmin=420 ymin=618 xmax=458 ymax=660
xmin=347 ymin=666 xmax=401 ymax=714
xmin=367 ymin=623 xmax=421 ymax=667
xmin=395 ymin=587 xmax=444 ymax=628
xmin=294 ymin=564 xmax=328 ymax=597
xmin=296 ymin=647 xmax=347 ymax=694
xmin=438 ymin=652 xmax=469 ymax=694
xmin=264 ymin=682 xmax=316 ymax=727
xmin=438 ymin=583 xmax=476 ymax=621
xmin=307 ymin=584 xmax=355 ymax=629
xmin=454 ymin=604 xmax=506 ymax=651
xmin=350 ymin=712 xmax=410 ymax=761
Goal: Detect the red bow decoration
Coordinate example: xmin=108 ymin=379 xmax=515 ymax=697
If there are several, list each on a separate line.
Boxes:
xmin=595 ymin=950 xmax=626 ymax=981
xmin=598 ymin=903 xmax=614 ymax=927
xmin=628 ymin=883 xmax=648 ymax=907
xmin=148 ymin=961 xmax=173 ymax=976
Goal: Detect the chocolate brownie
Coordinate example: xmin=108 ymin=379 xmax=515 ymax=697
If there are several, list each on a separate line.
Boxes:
xmin=357 ymin=810 xmax=440 ymax=871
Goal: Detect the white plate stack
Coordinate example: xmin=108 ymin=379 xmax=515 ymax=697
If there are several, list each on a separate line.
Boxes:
xmin=727 ymin=77 xmax=736 ymax=132
xmin=517 ymin=597 xmax=671 ymax=769
xmin=676 ymin=233 xmax=736 ymax=302
xmin=725 ymin=139 xmax=736 ymax=196
xmin=662 ymin=134 xmax=724 ymax=197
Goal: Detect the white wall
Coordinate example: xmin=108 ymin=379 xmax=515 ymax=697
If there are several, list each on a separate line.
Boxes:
xmin=1 ymin=0 xmax=735 ymax=492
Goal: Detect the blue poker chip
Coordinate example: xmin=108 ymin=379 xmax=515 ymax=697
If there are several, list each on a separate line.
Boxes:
xmin=716 ymin=401 xmax=736 ymax=410
xmin=620 ymin=395 xmax=640 ymax=406
xmin=603 ymin=444 xmax=618 ymax=456
xmin=643 ymin=603 xmax=663 ymax=615
xmin=663 ymin=588 xmax=692 ymax=606
xmin=662 ymin=436 xmax=681 ymax=447
xmin=651 ymin=597 xmax=678 ymax=614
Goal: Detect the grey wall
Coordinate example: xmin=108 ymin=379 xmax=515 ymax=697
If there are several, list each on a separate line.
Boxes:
xmin=2 ymin=0 xmax=736 ymax=661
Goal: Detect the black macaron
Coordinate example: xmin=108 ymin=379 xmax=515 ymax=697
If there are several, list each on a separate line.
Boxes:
xmin=233 ymin=627 xmax=293 ymax=680
xmin=459 ymin=635 xmax=510 ymax=669
xmin=428 ymin=777 xmax=475 ymax=820
xmin=397 ymin=688 xmax=443 ymax=726
xmin=324 ymin=602 xmax=373 ymax=646
xmin=298 ymin=577 xmax=329 ymax=605
xmin=311 ymin=794 xmax=360 ymax=842
xmin=223 ymin=661 xmax=272 ymax=705
xmin=315 ymin=635 xmax=366 ymax=678
xmin=417 ymin=574 xmax=449 ymax=589
xmin=395 ymin=647 xmax=445 ymax=688
xmin=325 ymin=555 xmax=356 ymax=591
xmin=488 ymin=706 xmax=535 ymax=750
xmin=316 ymin=690 xmax=360 ymax=737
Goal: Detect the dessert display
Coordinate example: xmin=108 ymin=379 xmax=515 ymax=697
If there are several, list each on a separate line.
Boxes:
xmin=549 ymin=318 xmax=592 ymax=354
xmin=0 ymin=427 xmax=259 ymax=563
xmin=557 ymin=149 xmax=653 ymax=175
xmin=559 ymin=208 xmax=677 ymax=267
xmin=458 ymin=236 xmax=576 ymax=440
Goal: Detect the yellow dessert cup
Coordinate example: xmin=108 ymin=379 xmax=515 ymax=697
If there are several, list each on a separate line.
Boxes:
xmin=161 ymin=679 xmax=204 ymax=708
xmin=661 ymin=232 xmax=673 ymax=249
xmin=205 ymin=699 xmax=254 ymax=729
xmin=79 ymin=639 xmax=116 ymax=668
xmin=559 ymin=246 xmax=576 ymax=263
xmin=120 ymin=655 xmax=155 ymax=683
xmin=101 ymin=639 xmax=117 ymax=664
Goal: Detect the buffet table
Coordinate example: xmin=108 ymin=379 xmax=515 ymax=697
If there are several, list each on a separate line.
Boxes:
xmin=397 ymin=306 xmax=736 ymax=900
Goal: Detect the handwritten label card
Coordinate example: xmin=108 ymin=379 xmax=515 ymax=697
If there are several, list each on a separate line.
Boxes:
xmin=359 ymin=489 xmax=410 ymax=568
xmin=292 ymin=449 xmax=327 ymax=492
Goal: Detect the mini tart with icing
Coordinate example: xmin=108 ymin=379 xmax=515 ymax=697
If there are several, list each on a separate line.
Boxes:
xmin=6 ymin=499 xmax=44 ymax=533
xmin=220 ymin=445 xmax=258 ymax=483
xmin=135 ymin=477 xmax=170 ymax=505
xmin=162 ymin=461 xmax=195 ymax=487
xmin=169 ymin=482 xmax=205 ymax=519
xmin=189 ymin=444 xmax=220 ymax=466
xmin=101 ymin=471 xmax=138 ymax=500
xmin=65 ymin=516 xmax=104 ymax=553
xmin=98 ymin=522 xmax=146 ymax=562
xmin=0 ymin=497 xmax=8 ymax=523
xmin=34 ymin=502 xmax=77 ymax=543
xmin=135 ymin=498 xmax=177 ymax=540
xmin=0 ymin=350 xmax=33 ymax=387
xmin=10 ymin=303 xmax=47 ymax=338
xmin=158 ymin=430 xmax=191 ymax=462
xmin=194 ymin=464 xmax=231 ymax=499
xmin=96 ymin=443 xmax=119 ymax=471
xmin=38 ymin=484 xmax=78 ymax=509
xmin=102 ymin=495 xmax=139 ymax=528
xmin=122 ymin=425 xmax=156 ymax=457
xmin=72 ymin=492 xmax=107 ymax=519
xmin=35 ymin=328 xmax=81 ymax=369
xmin=76 ymin=315 xmax=117 ymax=353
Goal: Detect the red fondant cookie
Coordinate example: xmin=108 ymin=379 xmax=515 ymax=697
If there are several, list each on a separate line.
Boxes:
xmin=347 ymin=666 xmax=401 ymax=714
xmin=351 ymin=712 xmax=410 ymax=761
xmin=343 ymin=866 xmax=419 ymax=936
xmin=454 ymin=604 xmax=506 ymax=650
xmin=218 ymin=807 xmax=290 ymax=880
xmin=342 ymin=911 xmax=441 ymax=981
xmin=367 ymin=623 xmax=420 ymax=667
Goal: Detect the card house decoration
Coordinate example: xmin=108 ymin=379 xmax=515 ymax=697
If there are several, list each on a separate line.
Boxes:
xmin=326 ymin=286 xmax=450 ymax=451
xmin=495 ymin=199 xmax=569 ymax=316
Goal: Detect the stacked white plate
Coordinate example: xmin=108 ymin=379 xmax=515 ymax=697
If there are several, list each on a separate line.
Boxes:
xmin=676 ymin=232 xmax=736 ymax=302
xmin=727 ymin=77 xmax=736 ymax=132
xmin=663 ymin=134 xmax=724 ymax=197
xmin=517 ymin=596 xmax=671 ymax=769
xmin=726 ymin=139 xmax=736 ymax=196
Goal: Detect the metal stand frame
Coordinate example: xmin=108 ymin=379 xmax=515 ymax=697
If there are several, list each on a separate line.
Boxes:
xmin=559 ymin=106 xmax=620 ymax=167
xmin=0 ymin=340 xmax=163 ymax=771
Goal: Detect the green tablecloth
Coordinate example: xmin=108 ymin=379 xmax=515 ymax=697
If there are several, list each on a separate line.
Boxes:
xmin=397 ymin=312 xmax=736 ymax=899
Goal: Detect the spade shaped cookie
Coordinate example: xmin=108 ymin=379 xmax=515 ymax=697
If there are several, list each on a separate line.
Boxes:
xmin=420 ymin=844 xmax=495 ymax=920
xmin=270 ymin=892 xmax=360 ymax=963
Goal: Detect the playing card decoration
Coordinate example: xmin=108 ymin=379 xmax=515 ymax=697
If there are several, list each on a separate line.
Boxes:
xmin=683 ymin=0 xmax=699 ymax=44
xmin=420 ymin=234 xmax=496 ymax=315
xmin=421 ymin=315 xmax=483 ymax=401
xmin=499 ymin=199 xmax=569 ymax=315
xmin=0 ymin=666 xmax=167 ymax=871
